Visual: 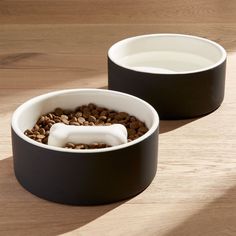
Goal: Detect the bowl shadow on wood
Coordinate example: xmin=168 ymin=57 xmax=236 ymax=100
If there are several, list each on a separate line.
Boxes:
xmin=159 ymin=107 xmax=222 ymax=133
xmin=162 ymin=185 xmax=236 ymax=236
xmin=0 ymin=157 xmax=125 ymax=236
xmin=98 ymin=86 xmax=201 ymax=133
xmin=99 ymin=85 xmax=108 ymax=89
xmin=159 ymin=119 xmax=197 ymax=134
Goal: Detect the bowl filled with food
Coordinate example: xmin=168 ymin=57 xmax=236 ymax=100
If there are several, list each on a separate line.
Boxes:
xmin=11 ymin=89 xmax=159 ymax=205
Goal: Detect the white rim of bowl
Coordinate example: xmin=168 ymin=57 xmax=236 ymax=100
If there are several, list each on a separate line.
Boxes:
xmin=11 ymin=89 xmax=159 ymax=153
xmin=108 ymin=33 xmax=227 ymax=75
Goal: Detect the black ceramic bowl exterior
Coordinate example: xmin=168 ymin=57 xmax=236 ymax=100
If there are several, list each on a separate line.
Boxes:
xmin=108 ymin=34 xmax=227 ymax=119
xmin=11 ymin=89 xmax=159 ymax=205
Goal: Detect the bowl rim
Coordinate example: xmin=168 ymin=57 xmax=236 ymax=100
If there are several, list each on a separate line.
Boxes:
xmin=108 ymin=33 xmax=227 ymax=75
xmin=11 ymin=88 xmax=159 ymax=153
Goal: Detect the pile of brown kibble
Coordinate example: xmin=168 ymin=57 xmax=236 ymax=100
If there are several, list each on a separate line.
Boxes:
xmin=24 ymin=103 xmax=148 ymax=149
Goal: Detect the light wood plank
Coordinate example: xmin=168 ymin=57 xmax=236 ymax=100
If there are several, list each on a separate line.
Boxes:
xmin=0 ymin=1 xmax=236 ymax=236
xmin=0 ymin=0 xmax=235 ymax=24
xmin=0 ymin=24 xmax=236 ymax=55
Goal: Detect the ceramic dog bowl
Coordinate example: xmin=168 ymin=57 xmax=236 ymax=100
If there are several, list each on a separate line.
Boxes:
xmin=108 ymin=34 xmax=227 ymax=119
xmin=11 ymin=89 xmax=159 ymax=205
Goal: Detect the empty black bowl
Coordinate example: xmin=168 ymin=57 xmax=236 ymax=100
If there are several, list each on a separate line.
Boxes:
xmin=108 ymin=34 xmax=227 ymax=119
xmin=11 ymin=89 xmax=159 ymax=205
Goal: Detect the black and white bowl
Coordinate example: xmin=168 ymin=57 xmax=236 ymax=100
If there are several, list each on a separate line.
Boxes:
xmin=11 ymin=89 xmax=159 ymax=205
xmin=108 ymin=34 xmax=227 ymax=119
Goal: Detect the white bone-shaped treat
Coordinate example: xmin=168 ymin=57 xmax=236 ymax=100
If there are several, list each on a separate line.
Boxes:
xmin=48 ymin=123 xmax=128 ymax=148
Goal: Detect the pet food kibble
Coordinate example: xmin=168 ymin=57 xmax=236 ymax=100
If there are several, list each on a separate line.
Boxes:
xmin=83 ymin=112 xmax=90 ymax=119
xmin=99 ymin=115 xmax=107 ymax=121
xmin=75 ymin=144 xmax=85 ymax=149
xmin=54 ymin=108 xmax=63 ymax=116
xmin=37 ymin=116 xmax=45 ymax=124
xmin=70 ymin=117 xmax=77 ymax=122
xmin=61 ymin=118 xmax=69 ymax=125
xmin=100 ymin=110 xmax=108 ymax=116
xmin=83 ymin=121 xmax=89 ymax=126
xmin=115 ymin=114 xmax=123 ymax=121
xmin=128 ymin=128 xmax=136 ymax=136
xmin=36 ymin=134 xmax=45 ymax=139
xmin=65 ymin=142 xmax=75 ymax=148
xmin=24 ymin=103 xmax=149 ymax=149
xmin=75 ymin=112 xmax=83 ymax=118
xmin=69 ymin=121 xmax=80 ymax=126
xmin=91 ymin=109 xmax=99 ymax=117
xmin=24 ymin=129 xmax=33 ymax=135
xmin=49 ymin=120 xmax=56 ymax=125
xmin=64 ymin=110 xmax=72 ymax=115
xmin=48 ymin=113 xmax=54 ymax=120
xmin=130 ymin=116 xmax=137 ymax=122
xmin=61 ymin=115 xmax=69 ymax=120
xmin=78 ymin=117 xmax=86 ymax=124
xmin=88 ymin=103 xmax=96 ymax=110
xmin=33 ymin=124 xmax=39 ymax=131
xmin=39 ymin=128 xmax=46 ymax=135
xmin=88 ymin=115 xmax=96 ymax=123
xmin=138 ymin=126 xmax=148 ymax=133
xmin=130 ymin=121 xmax=140 ymax=129
xmin=42 ymin=137 xmax=48 ymax=144
xmin=96 ymin=107 xmax=104 ymax=113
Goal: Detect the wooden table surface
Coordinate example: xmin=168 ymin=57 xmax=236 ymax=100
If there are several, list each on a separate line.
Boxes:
xmin=0 ymin=1 xmax=236 ymax=235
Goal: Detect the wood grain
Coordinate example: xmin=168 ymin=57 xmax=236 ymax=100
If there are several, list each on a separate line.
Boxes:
xmin=0 ymin=0 xmax=236 ymax=24
xmin=0 ymin=1 xmax=236 ymax=235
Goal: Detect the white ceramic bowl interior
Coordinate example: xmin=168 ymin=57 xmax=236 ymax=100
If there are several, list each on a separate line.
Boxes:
xmin=108 ymin=34 xmax=226 ymax=74
xmin=12 ymin=89 xmax=159 ymax=153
